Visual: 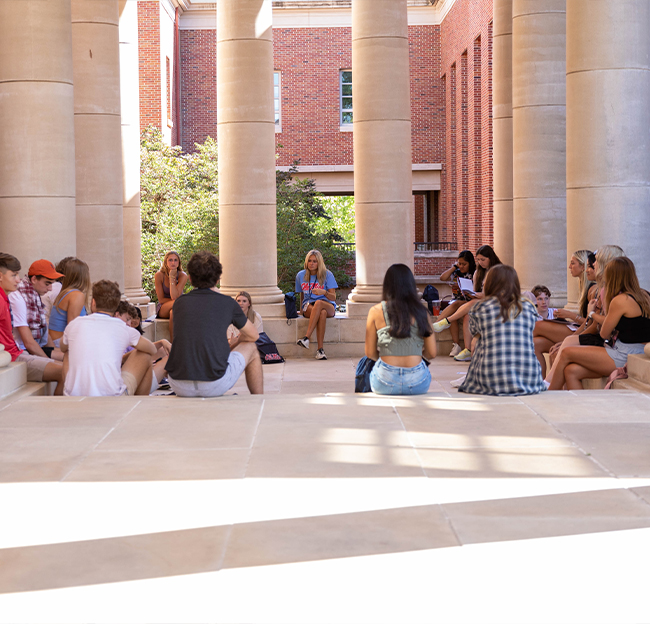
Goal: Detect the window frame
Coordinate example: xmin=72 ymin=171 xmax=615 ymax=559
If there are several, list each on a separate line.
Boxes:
xmin=274 ymin=70 xmax=281 ymax=133
xmin=340 ymin=69 xmax=353 ymax=130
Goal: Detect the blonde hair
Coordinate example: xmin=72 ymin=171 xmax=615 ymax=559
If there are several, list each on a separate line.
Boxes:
xmin=604 ymin=257 xmax=650 ymax=318
xmin=160 ymin=251 xmax=183 ymax=276
xmin=236 ymin=291 xmax=257 ymax=323
xmin=572 ymin=249 xmax=592 ymax=318
xmin=304 ymin=249 xmax=327 ymax=286
xmin=595 ymin=245 xmax=625 ymax=287
xmin=54 ymin=258 xmax=91 ymax=312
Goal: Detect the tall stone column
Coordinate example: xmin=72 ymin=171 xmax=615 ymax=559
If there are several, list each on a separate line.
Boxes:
xmin=217 ymin=0 xmax=284 ymax=314
xmin=119 ymin=0 xmax=150 ymax=306
xmin=72 ymin=0 xmax=125 ymax=288
xmin=0 ymin=0 xmax=76 ymax=268
xmin=567 ymin=0 xmax=650 ymax=293
xmin=347 ymin=0 xmax=413 ymax=315
xmin=512 ymin=0 xmax=567 ymax=305
xmin=493 ymin=0 xmax=514 ymax=266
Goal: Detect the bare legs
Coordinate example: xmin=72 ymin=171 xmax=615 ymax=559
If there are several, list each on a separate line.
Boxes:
xmin=533 ymin=321 xmax=573 ymax=378
xmin=548 ymin=345 xmax=615 ymax=390
xmin=158 ymin=300 xmax=174 ymax=341
xmin=544 ymin=334 xmax=580 ymax=383
xmin=234 ymin=342 xmax=263 ymax=394
xmin=302 ymin=300 xmax=336 ymax=349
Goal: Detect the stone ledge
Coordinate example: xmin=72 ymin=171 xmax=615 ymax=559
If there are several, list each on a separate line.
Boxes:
xmin=0 ymin=362 xmax=27 ymax=399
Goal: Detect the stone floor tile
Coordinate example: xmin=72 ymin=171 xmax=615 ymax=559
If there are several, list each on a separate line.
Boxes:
xmin=96 ymin=397 xmax=264 ymax=452
xmin=64 ymin=448 xmax=251 ymax=481
xmin=0 ymin=525 xmax=230 ymax=594
xmin=630 ymin=485 xmax=650 ymax=505
xmin=519 ymin=391 xmax=650 ymax=423
xmin=0 ymin=396 xmax=140 ymax=428
xmin=222 ymin=504 xmax=458 ymax=569
xmin=397 ymin=404 xmax=570 ymax=449
xmin=442 ymin=488 xmax=650 ymax=545
xmin=416 ymin=445 xmax=608 ymax=478
xmin=0 ymin=426 xmax=114 ymax=482
xmin=556 ymin=423 xmax=650 ymax=477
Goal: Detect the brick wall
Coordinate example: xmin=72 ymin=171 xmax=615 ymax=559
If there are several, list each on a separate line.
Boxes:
xmin=138 ymin=0 xmax=161 ymax=133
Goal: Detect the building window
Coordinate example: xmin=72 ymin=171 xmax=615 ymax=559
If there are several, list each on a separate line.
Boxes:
xmin=166 ymin=56 xmax=172 ymax=128
xmin=340 ymin=70 xmax=353 ymax=126
xmin=274 ymin=71 xmax=281 ymax=131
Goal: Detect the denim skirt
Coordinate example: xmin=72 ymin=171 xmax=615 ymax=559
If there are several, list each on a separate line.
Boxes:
xmin=369 ymin=359 xmax=431 ymax=395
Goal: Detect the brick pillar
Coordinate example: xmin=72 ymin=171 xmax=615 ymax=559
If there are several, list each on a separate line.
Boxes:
xmin=512 ymin=0 xmax=567 ymax=305
xmin=0 ymin=0 xmax=76 ymax=267
xmin=567 ymin=0 xmax=650 ymax=294
xmin=72 ymin=0 xmax=125 ymax=288
xmin=347 ymin=0 xmax=413 ymax=316
xmin=120 ymin=0 xmax=150 ymax=306
xmin=217 ymin=0 xmax=284 ymax=315
xmin=493 ymin=0 xmax=514 ymax=265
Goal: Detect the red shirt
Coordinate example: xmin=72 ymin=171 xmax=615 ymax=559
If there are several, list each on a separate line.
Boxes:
xmin=0 ymin=287 xmax=22 ymax=361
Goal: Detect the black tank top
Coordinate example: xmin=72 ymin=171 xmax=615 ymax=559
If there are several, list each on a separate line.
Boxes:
xmin=616 ymin=314 xmax=650 ymax=344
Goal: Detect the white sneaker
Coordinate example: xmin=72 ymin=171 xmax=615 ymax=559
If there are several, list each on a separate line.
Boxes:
xmin=450 ymin=374 xmax=467 ymax=388
xmin=296 ymin=336 xmax=310 ymax=349
xmin=315 ymin=348 xmax=327 ymax=360
xmin=449 ymin=343 xmax=462 ymax=358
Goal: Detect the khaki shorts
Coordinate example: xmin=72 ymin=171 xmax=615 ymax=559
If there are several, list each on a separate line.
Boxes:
xmin=16 ymin=352 xmax=51 ymax=382
xmin=121 ymin=371 xmax=139 ymax=396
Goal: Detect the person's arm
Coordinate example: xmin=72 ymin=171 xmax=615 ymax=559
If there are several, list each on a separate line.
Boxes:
xmin=237 ymin=319 xmax=259 ymax=343
xmin=440 ymin=265 xmax=458 ymax=281
xmin=595 ymin=294 xmax=626 ymax=339
xmin=364 ymin=306 xmax=380 ymax=360
xmin=154 ymin=272 xmax=170 ymax=304
xmin=168 ymin=270 xmax=187 ymax=300
xmin=554 ymin=308 xmax=583 ymax=322
xmin=135 ymin=336 xmax=158 ymax=356
xmin=313 ymin=272 xmax=337 ymax=302
xmin=65 ymin=291 xmax=86 ymax=324
xmin=16 ymin=326 xmax=49 ymax=358
xmin=422 ymin=327 xmax=437 ymax=360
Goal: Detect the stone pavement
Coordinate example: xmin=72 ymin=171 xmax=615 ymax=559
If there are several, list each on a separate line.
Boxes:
xmin=1 ymin=357 xmax=650 ymax=623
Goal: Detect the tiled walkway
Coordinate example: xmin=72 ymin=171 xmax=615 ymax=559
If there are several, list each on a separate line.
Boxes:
xmin=1 ymin=358 xmax=649 ymax=623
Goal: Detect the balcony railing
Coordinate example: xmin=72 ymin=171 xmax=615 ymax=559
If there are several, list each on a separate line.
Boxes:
xmin=414 ymin=241 xmax=457 ymax=251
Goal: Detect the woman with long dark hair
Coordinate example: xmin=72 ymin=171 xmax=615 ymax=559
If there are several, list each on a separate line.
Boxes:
xmin=365 ymin=264 xmax=437 ymax=395
xmin=458 ymin=264 xmax=545 ymax=396
xmin=433 ymin=244 xmax=502 ymax=361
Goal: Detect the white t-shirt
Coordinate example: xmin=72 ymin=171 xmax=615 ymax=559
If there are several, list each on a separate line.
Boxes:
xmin=63 ymin=313 xmax=141 ymax=396
xmin=227 ymin=312 xmax=263 ymax=340
xmin=42 ymin=282 xmax=62 ymax=322
xmin=8 ymin=290 xmax=49 ymax=350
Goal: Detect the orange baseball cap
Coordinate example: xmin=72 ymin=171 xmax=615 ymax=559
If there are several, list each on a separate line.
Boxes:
xmin=28 ymin=259 xmax=64 ymax=280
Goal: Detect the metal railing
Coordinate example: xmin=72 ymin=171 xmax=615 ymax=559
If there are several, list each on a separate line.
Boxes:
xmin=333 ymin=242 xmax=356 ymax=252
xmin=414 ymin=241 xmax=457 ymax=251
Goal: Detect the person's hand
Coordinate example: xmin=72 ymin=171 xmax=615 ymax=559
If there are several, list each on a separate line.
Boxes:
xmin=169 ymin=268 xmax=178 ymax=281
xmin=312 ymin=288 xmax=326 ymax=296
xmin=159 ymin=339 xmax=171 ymax=355
xmin=555 ymin=309 xmax=575 ymax=320
xmin=587 ymin=298 xmax=598 ymax=315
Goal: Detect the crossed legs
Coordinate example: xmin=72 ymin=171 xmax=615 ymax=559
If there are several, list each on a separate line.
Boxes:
xmin=548 ymin=345 xmax=616 ymax=390
xmin=303 ymin=300 xmax=336 ymax=349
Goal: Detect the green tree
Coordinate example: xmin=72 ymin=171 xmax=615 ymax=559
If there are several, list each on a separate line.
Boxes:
xmin=314 ymin=196 xmax=355 ymax=243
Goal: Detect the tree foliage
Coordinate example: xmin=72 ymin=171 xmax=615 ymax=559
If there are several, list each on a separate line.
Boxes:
xmin=140 ymin=129 xmax=354 ymax=301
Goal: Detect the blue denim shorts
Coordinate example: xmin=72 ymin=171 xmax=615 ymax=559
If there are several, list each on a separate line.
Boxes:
xmin=369 ymin=359 xmax=431 ymax=395
xmin=605 ymin=341 xmax=647 ymax=369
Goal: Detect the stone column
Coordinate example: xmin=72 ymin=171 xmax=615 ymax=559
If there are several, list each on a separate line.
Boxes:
xmin=72 ymin=0 xmax=125 ymax=288
xmin=0 ymin=0 xmax=76 ymax=268
xmin=493 ymin=0 xmax=514 ymax=266
xmin=567 ymin=0 xmax=650 ymax=293
xmin=217 ymin=0 xmax=284 ymax=314
xmin=512 ymin=0 xmax=567 ymax=305
xmin=119 ymin=0 xmax=150 ymax=306
xmin=347 ymin=0 xmax=413 ymax=316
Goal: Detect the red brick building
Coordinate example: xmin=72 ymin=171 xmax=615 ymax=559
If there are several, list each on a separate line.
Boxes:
xmin=138 ymin=0 xmax=494 ymax=278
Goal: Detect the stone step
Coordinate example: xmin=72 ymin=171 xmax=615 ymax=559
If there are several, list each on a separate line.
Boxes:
xmin=0 ymin=362 xmax=27 ymax=399
xmin=0 ymin=381 xmax=49 ymax=406
xmin=611 ymin=377 xmax=650 ymax=393
xmin=627 ymin=353 xmax=650 ymax=386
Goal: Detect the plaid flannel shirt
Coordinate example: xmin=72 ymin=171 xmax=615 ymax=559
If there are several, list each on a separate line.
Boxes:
xmin=16 ymin=277 xmax=47 ymax=342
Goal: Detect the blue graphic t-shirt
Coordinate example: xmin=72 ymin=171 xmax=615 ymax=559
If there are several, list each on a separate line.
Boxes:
xmin=295 ymin=269 xmax=338 ymax=308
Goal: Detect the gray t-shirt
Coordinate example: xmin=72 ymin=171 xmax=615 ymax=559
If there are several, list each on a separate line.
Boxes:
xmin=166 ymin=289 xmax=248 ymax=381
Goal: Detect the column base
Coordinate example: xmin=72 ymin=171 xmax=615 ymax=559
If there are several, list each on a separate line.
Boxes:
xmin=346 ymin=284 xmax=382 ymax=317
xmin=124 ymin=288 xmax=151 ymax=305
xmin=218 ymin=284 xmax=284 ymax=306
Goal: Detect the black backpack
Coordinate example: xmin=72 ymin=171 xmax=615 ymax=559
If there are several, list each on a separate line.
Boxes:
xmin=256 ymin=332 xmax=285 ymax=364
xmin=422 ymin=284 xmax=440 ymax=314
xmin=284 ymin=292 xmax=298 ymax=319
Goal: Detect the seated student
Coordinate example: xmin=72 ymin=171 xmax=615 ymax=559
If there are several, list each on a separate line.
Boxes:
xmin=437 ymin=250 xmax=476 ymax=357
xmin=365 ymin=264 xmax=437 ymax=395
xmin=154 ymin=251 xmax=188 ymax=342
xmin=165 ymin=251 xmax=263 ymax=397
xmin=62 ymin=280 xmax=159 ymax=396
xmin=228 ymin=291 xmax=263 ymax=350
xmin=295 ymin=249 xmax=338 ymax=360
xmin=458 ymin=265 xmax=545 ymax=396
xmin=42 ymin=256 xmax=74 ymax=323
xmin=434 ymin=244 xmax=502 ymax=362
xmin=532 ymin=285 xmax=557 ymax=320
xmin=9 ymin=259 xmax=64 ymax=361
xmin=49 ymin=258 xmax=91 ymax=345
xmin=0 ymin=253 xmax=64 ymax=394
xmin=549 ymin=257 xmax=650 ymax=390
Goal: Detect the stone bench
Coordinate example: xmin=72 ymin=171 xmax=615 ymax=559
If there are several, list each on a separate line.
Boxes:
xmin=0 ymin=362 xmax=51 ymax=403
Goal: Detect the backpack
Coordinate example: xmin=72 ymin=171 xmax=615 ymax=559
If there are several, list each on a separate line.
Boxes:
xmin=284 ymin=292 xmax=298 ymax=319
xmin=256 ymin=332 xmax=285 ymax=365
xmin=422 ymin=284 xmax=440 ymax=314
